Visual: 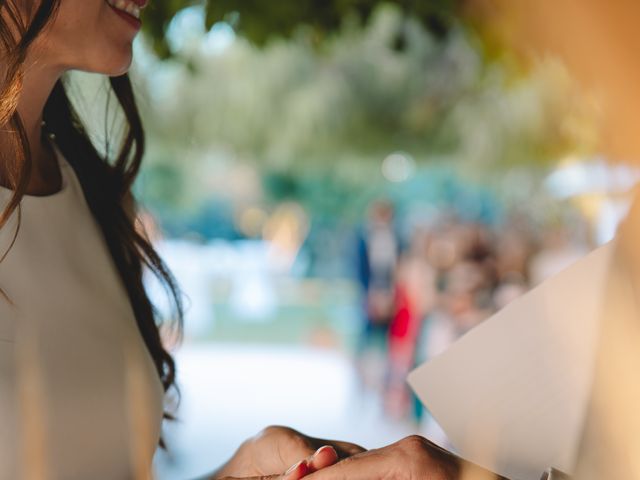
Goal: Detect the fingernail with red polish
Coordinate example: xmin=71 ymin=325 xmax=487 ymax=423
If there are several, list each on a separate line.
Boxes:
xmin=313 ymin=445 xmax=337 ymax=457
xmin=284 ymin=460 xmax=307 ymax=479
xmin=286 ymin=460 xmax=303 ymax=474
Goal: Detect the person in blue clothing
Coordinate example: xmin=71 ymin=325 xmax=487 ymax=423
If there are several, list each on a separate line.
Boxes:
xmin=355 ymin=199 xmax=400 ymax=355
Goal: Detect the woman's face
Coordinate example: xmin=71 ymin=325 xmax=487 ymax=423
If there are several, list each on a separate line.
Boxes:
xmin=31 ymin=0 xmax=146 ymax=76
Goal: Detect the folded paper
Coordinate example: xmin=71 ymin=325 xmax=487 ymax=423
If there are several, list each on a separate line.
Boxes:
xmin=408 ymin=242 xmax=613 ymax=480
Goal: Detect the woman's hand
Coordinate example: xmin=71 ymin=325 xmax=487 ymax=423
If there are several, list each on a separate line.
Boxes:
xmin=213 ymin=425 xmax=366 ymax=479
xmin=302 ymin=435 xmax=507 ymax=480
xmin=216 ymin=446 xmax=337 ymax=480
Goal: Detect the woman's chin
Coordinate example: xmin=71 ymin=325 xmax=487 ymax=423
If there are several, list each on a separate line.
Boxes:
xmin=83 ymin=57 xmax=132 ymax=77
xmin=107 ymin=59 xmax=133 ymax=77
xmin=78 ymin=45 xmax=134 ymax=77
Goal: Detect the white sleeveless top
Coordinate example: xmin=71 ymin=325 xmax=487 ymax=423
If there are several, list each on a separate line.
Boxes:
xmin=0 ymin=147 xmax=164 ymax=479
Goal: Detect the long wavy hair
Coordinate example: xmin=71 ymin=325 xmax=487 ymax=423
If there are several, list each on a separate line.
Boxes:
xmin=0 ymin=0 xmax=183 ymax=437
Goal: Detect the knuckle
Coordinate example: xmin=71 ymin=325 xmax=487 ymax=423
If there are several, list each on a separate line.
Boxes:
xmin=289 ymin=432 xmax=312 ymax=452
xmin=253 ymin=425 xmax=286 ymax=447
xmin=261 ymin=425 xmax=283 ymax=435
xmin=257 ymin=425 xmax=310 ymax=455
xmin=397 ymin=436 xmax=459 ymax=480
xmin=259 ymin=425 xmax=290 ymax=438
xmin=399 ymin=435 xmax=429 ymax=453
xmin=397 ymin=435 xmax=445 ymax=474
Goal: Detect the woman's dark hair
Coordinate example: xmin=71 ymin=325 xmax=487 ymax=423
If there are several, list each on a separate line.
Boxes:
xmin=0 ymin=0 xmax=183 ymax=441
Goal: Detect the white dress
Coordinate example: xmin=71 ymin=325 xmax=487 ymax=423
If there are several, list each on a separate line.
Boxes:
xmin=0 ymin=147 xmax=164 ymax=479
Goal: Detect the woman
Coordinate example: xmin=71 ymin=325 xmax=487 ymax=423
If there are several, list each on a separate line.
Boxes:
xmin=0 ymin=0 xmax=340 ymax=478
xmin=0 ymin=1 xmax=478 ymax=479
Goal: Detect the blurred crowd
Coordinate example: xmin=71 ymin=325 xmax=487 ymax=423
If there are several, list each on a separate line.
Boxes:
xmin=354 ymin=199 xmax=590 ymax=431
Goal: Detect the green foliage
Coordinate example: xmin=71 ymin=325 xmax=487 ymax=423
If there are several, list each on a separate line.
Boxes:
xmin=137 ymin=5 xmax=576 ymax=172
xmin=143 ymin=0 xmax=460 ymax=58
xmin=142 ymin=0 xmax=194 ymax=58
xmin=132 ymin=3 xmax=588 ymax=232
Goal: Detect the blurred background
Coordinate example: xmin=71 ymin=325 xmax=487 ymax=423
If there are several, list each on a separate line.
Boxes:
xmin=69 ymin=1 xmax=639 ymax=478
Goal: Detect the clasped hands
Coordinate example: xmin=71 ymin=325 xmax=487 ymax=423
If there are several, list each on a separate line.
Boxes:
xmin=214 ymin=426 xmax=500 ymax=480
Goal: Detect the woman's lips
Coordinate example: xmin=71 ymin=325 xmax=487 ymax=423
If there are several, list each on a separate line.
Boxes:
xmin=106 ymin=0 xmax=146 ymax=30
xmin=107 ymin=5 xmax=141 ymax=31
xmin=106 ymin=0 xmax=143 ymax=20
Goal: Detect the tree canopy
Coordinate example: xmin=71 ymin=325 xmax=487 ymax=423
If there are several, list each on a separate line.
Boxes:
xmin=142 ymin=0 xmax=462 ymax=58
xmin=120 ymin=3 xmax=593 ymax=231
xmin=136 ymin=4 xmax=587 ymax=172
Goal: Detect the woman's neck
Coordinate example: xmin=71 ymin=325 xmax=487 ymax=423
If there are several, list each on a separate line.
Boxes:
xmin=1 ymin=58 xmax=63 ymax=195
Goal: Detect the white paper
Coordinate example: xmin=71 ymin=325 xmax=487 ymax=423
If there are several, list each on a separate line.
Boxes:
xmin=408 ymin=242 xmax=614 ymax=480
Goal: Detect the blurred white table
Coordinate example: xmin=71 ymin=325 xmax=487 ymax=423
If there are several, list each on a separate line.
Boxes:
xmin=154 ymin=343 xmax=416 ymax=480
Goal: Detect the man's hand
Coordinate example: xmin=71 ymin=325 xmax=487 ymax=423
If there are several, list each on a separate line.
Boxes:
xmin=213 ymin=425 xmax=366 ymax=479
xmin=304 ymin=435 xmax=506 ymax=480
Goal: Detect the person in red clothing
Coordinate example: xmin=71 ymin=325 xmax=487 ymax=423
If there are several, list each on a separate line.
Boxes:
xmin=386 ymin=228 xmax=437 ymax=418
